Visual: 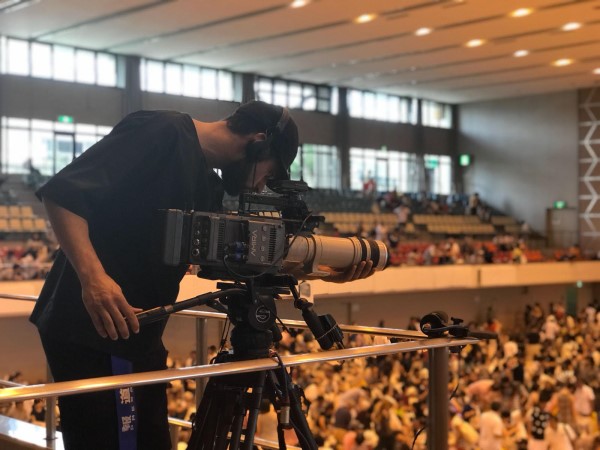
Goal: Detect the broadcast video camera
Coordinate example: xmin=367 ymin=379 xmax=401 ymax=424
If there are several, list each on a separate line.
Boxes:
xmin=160 ymin=180 xmax=389 ymax=281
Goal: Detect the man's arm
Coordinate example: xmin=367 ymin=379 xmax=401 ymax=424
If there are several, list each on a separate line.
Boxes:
xmin=43 ymin=197 xmax=140 ymax=340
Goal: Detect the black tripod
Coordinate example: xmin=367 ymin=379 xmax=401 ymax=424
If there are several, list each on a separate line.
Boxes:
xmin=138 ymin=275 xmax=343 ymax=450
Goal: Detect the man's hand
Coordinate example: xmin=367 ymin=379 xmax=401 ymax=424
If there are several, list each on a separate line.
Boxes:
xmin=319 ymin=260 xmax=375 ymax=283
xmin=42 ymin=198 xmax=142 ymax=340
xmin=81 ymin=272 xmax=141 ymax=340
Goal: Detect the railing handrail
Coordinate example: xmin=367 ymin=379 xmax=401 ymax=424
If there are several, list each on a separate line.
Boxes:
xmin=0 ymin=293 xmax=427 ymax=339
xmin=0 ymin=337 xmax=475 ymax=403
xmin=0 ymin=379 xmax=23 ymax=388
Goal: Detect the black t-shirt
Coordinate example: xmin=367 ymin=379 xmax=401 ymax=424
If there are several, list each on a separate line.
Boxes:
xmin=30 ymin=110 xmax=224 ymax=358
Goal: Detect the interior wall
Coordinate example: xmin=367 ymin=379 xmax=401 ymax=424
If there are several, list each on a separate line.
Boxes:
xmin=459 ymin=90 xmax=579 ymax=233
xmin=0 ymin=74 xmax=454 ymax=157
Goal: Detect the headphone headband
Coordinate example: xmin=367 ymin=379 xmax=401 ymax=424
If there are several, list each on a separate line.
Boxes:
xmin=268 ymin=107 xmax=290 ymax=138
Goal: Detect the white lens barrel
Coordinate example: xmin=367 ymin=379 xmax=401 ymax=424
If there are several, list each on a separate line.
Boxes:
xmin=285 ymin=234 xmax=388 ymax=273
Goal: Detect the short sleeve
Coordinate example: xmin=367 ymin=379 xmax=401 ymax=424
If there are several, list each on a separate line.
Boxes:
xmin=36 ymin=111 xmax=181 ymax=220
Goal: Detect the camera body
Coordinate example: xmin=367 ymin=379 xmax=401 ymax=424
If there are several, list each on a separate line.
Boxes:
xmin=162 ymin=209 xmax=287 ymax=278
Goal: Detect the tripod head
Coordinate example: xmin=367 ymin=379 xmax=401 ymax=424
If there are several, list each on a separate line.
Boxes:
xmin=136 ymin=273 xmax=344 ymax=358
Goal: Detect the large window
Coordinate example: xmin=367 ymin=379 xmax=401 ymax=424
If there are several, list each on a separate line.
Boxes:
xmin=255 ymin=77 xmax=336 ymax=114
xmin=350 ymin=148 xmax=419 ymax=193
xmin=0 ymin=36 xmax=118 ymax=86
xmin=290 ymin=144 xmax=340 ymax=190
xmin=421 ymin=100 xmax=452 ymax=129
xmin=140 ymin=59 xmax=236 ymax=101
xmin=1 ymin=117 xmax=112 ymax=175
xmin=424 ymin=154 xmax=452 ymax=194
xmin=347 ymin=90 xmax=417 ymax=124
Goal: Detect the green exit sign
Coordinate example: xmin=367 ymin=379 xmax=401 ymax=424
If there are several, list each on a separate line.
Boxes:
xmin=57 ymin=115 xmax=74 ymax=124
xmin=554 ymin=200 xmax=567 ymax=209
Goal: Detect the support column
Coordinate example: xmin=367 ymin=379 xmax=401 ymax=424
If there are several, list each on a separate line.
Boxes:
xmin=427 ymin=346 xmax=449 ymax=450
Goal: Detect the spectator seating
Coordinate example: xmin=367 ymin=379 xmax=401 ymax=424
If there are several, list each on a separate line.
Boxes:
xmin=320 ymin=212 xmax=416 ymax=235
xmin=0 ymin=204 xmax=47 ymax=236
xmin=413 ymin=214 xmax=495 ymax=236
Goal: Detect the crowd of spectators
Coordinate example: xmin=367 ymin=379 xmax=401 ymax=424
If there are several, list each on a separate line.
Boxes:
xmin=0 ymin=233 xmax=57 ymax=281
xmin=4 ymin=301 xmax=600 ymax=450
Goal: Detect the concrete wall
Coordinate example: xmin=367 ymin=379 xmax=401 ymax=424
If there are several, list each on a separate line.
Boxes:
xmin=0 ymin=74 xmax=454 ymax=157
xmin=459 ymin=90 xmax=579 ymax=232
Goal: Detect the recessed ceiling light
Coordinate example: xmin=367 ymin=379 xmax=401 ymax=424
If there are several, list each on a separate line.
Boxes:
xmin=415 ymin=27 xmax=432 ymax=36
xmin=552 ymin=58 xmax=574 ymax=67
xmin=593 ymin=68 xmax=600 ymax=75
xmin=561 ymin=22 xmax=582 ymax=31
xmin=290 ymin=0 xmax=309 ymax=8
xmin=466 ymin=39 xmax=486 ymax=48
xmin=355 ymin=13 xmax=377 ymax=24
xmin=510 ymin=8 xmax=533 ymax=18
xmin=513 ymin=49 xmax=529 ymax=57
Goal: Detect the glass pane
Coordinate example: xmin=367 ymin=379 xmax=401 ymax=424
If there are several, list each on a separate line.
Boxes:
xmin=218 ymin=71 xmax=234 ymax=101
xmin=183 ymin=65 xmax=200 ymax=97
xmin=348 ymin=90 xmax=362 ymax=118
xmin=165 ymin=63 xmax=182 ymax=95
xmin=97 ymin=126 xmax=113 ymax=136
xmin=289 ymin=83 xmax=302 ymax=108
xmin=55 ymin=122 xmax=75 ymax=133
xmin=317 ymin=86 xmax=329 ymax=99
xmin=7 ymin=38 xmax=29 ymax=75
xmin=54 ymin=134 xmax=75 ymax=174
xmin=31 ymin=43 xmax=52 ymax=78
xmin=349 ymin=148 xmax=364 ymax=191
xmin=75 ymin=123 xmax=96 ymax=134
xmin=31 ymin=119 xmax=52 ymax=130
xmin=200 ymin=68 xmax=217 ymax=99
xmin=257 ymin=78 xmax=272 ymax=95
xmin=5 ymin=128 xmax=30 ymax=173
xmin=31 ymin=130 xmax=53 ymax=176
xmin=53 ymin=45 xmax=75 ymax=81
xmin=146 ymin=60 xmax=164 ymax=92
xmin=75 ymin=49 xmax=96 ymax=84
xmin=388 ymin=97 xmax=400 ymax=122
xmin=330 ymin=87 xmax=339 ymax=115
xmin=317 ymin=99 xmax=330 ymax=112
xmin=364 ymin=93 xmax=376 ymax=120
xmin=302 ymin=85 xmax=316 ymax=110
xmin=410 ymin=98 xmax=418 ymax=124
xmin=274 ymin=81 xmax=287 ymax=94
xmin=7 ymin=118 xmax=29 ymax=128
xmin=97 ymin=53 xmax=116 ymax=86
xmin=76 ymin=134 xmax=98 ymax=155
xmin=0 ymin=36 xmax=7 ymax=73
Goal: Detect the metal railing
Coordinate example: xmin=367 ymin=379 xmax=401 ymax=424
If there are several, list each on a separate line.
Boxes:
xmin=0 ymin=292 xmax=477 ymax=450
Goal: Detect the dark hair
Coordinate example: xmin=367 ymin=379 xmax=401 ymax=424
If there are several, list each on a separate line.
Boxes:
xmin=226 ymin=100 xmax=299 ymax=179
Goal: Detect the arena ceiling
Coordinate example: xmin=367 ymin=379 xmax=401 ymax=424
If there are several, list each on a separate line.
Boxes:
xmin=1 ymin=0 xmax=599 ymax=103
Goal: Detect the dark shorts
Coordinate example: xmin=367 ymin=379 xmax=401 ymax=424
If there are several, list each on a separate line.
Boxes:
xmin=40 ymin=334 xmax=171 ymax=450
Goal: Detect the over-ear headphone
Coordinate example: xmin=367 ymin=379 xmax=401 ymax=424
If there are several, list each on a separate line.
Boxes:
xmin=246 ymin=107 xmax=290 ymax=163
xmin=420 ymin=311 xmax=469 ymax=338
xmin=420 ymin=311 xmax=498 ymax=340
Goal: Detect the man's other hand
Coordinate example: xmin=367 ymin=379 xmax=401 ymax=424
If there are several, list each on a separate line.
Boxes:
xmin=320 ymin=260 xmax=375 ymax=284
xmin=81 ymin=273 xmax=142 ymax=340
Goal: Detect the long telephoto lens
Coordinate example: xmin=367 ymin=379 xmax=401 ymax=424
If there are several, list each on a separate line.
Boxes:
xmin=285 ymin=234 xmax=389 ymax=274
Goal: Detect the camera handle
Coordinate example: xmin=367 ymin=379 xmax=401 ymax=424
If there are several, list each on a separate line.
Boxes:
xmin=135 ymin=289 xmax=240 ymax=326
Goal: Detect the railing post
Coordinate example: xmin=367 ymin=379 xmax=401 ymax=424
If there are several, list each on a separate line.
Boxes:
xmin=45 ymin=364 xmax=56 ymax=443
xmin=195 ymin=318 xmax=208 ymax=398
xmin=427 ymin=346 xmax=449 ymax=450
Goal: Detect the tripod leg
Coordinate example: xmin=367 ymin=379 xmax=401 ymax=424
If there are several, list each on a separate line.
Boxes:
xmin=187 ymin=379 xmax=240 ymax=450
xmin=241 ymin=371 xmax=266 ymax=450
